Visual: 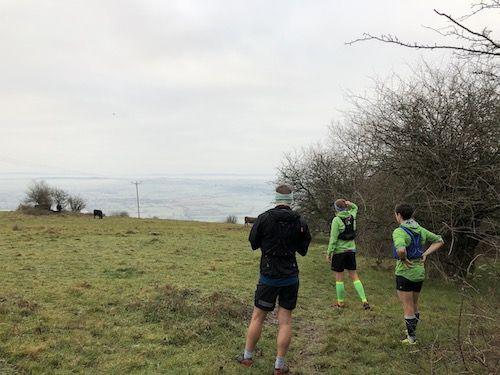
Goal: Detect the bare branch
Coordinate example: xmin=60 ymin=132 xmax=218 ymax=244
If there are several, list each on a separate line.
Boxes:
xmin=459 ymin=0 xmax=500 ymax=21
xmin=433 ymin=9 xmax=500 ymax=49
xmin=347 ymin=3 xmax=500 ymax=59
xmin=346 ymin=33 xmax=500 ymax=56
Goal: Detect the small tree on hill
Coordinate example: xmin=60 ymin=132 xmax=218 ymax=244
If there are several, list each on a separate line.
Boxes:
xmin=67 ymin=195 xmax=86 ymax=212
xmin=24 ymin=181 xmax=53 ymax=210
xmin=51 ymin=187 xmax=69 ymax=211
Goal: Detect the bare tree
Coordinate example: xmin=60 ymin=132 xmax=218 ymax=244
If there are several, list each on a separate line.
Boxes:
xmin=24 ymin=181 xmax=53 ymax=210
xmin=279 ymin=126 xmax=402 ymax=262
xmin=225 ymin=215 xmax=238 ymax=224
xmin=51 ymin=187 xmax=69 ymax=211
xmin=67 ymin=195 xmax=86 ymax=212
xmin=278 ymin=145 xmax=357 ymax=232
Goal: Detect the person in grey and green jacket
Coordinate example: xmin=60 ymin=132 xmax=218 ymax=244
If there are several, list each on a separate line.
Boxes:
xmin=392 ymin=203 xmax=444 ymax=345
xmin=326 ymin=199 xmax=370 ymax=310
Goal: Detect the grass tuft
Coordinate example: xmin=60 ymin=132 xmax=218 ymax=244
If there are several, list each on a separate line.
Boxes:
xmin=16 ymin=298 xmax=39 ymax=316
xmin=141 ymin=285 xmax=199 ymax=322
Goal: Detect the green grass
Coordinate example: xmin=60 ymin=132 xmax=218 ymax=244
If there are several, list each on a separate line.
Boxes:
xmin=0 ymin=212 xmax=497 ymax=374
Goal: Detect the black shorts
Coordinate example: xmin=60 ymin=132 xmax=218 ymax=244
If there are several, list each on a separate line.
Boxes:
xmin=254 ymin=281 xmax=299 ymax=311
xmin=396 ymin=276 xmax=423 ymax=292
xmin=331 ymin=251 xmax=356 ymax=272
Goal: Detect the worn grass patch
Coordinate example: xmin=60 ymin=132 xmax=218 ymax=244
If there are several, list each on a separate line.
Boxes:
xmin=133 ymin=285 xmax=251 ymax=350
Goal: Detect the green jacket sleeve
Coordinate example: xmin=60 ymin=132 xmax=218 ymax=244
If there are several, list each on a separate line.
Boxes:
xmin=348 ymin=202 xmax=358 ymax=218
xmin=420 ymin=227 xmax=443 ymax=244
xmin=392 ymin=228 xmax=408 ymax=249
xmin=327 ymin=218 xmax=340 ymax=255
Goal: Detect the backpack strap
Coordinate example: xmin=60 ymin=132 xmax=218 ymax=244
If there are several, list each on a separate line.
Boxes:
xmin=399 ymin=226 xmax=417 ymax=240
xmin=399 ymin=226 xmax=422 ymax=259
xmin=342 ymin=215 xmax=352 ymax=224
xmin=337 ymin=215 xmax=353 ymax=231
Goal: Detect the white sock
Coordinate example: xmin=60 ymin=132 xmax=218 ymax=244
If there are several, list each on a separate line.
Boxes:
xmin=275 ymin=356 xmax=285 ymax=369
xmin=243 ymin=349 xmax=253 ymax=360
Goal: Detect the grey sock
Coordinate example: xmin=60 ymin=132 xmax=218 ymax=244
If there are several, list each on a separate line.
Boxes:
xmin=275 ymin=356 xmax=285 ymax=369
xmin=243 ymin=349 xmax=253 ymax=360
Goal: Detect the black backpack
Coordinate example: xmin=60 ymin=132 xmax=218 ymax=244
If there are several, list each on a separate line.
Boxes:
xmin=268 ymin=212 xmax=303 ymax=257
xmin=338 ymin=215 xmax=356 ymax=241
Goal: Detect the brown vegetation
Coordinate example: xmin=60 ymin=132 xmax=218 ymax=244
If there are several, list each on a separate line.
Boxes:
xmin=279 ymin=64 xmax=500 ymax=277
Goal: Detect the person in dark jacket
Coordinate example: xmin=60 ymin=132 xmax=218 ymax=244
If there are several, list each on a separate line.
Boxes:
xmin=236 ymin=184 xmax=311 ymax=375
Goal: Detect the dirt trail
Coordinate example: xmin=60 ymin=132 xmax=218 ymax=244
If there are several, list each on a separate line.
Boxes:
xmin=289 ymin=315 xmax=328 ymax=374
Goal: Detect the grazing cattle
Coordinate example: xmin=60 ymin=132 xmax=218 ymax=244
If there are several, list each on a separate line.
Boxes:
xmin=244 ymin=216 xmax=257 ymax=225
xmin=93 ymin=209 xmax=104 ymax=219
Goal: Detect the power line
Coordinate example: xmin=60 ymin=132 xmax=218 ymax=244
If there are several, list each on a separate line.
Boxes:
xmin=131 ymin=181 xmax=142 ymax=218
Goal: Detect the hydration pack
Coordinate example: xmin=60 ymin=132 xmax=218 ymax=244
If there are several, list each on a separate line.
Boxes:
xmin=267 ymin=212 xmax=303 ymax=258
xmin=392 ymin=226 xmax=423 ymax=260
xmin=338 ymin=215 xmax=356 ymax=241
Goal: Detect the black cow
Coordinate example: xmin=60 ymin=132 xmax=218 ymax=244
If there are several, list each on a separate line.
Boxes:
xmin=93 ymin=210 xmax=104 ymax=219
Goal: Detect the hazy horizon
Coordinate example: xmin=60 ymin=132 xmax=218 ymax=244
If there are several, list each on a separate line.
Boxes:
xmin=0 ymin=173 xmax=275 ymax=222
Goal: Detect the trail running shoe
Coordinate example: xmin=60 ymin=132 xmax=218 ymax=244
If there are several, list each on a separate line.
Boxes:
xmin=401 ymin=337 xmax=417 ymax=345
xmin=274 ymin=364 xmax=290 ymax=374
xmin=363 ymin=302 xmax=371 ymax=310
xmin=332 ymin=302 xmax=345 ymax=309
xmin=235 ymin=354 xmax=254 ymax=368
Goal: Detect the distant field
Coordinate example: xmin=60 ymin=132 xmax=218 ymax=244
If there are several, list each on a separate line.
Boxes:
xmin=0 ymin=212 xmax=497 ymax=374
xmin=0 ymin=174 xmax=273 ymax=222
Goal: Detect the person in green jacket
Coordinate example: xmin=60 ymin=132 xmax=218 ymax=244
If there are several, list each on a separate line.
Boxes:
xmin=392 ymin=203 xmax=444 ymax=345
xmin=326 ymin=199 xmax=370 ymax=310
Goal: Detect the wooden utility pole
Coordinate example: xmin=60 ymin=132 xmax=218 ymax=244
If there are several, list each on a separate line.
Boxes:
xmin=131 ymin=181 xmax=142 ymax=218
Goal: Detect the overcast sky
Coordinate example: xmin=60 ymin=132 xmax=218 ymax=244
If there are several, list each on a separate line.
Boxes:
xmin=0 ymin=0 xmax=497 ymax=176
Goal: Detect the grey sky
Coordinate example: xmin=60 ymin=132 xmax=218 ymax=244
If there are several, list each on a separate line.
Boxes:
xmin=1 ymin=1 xmax=497 ymax=176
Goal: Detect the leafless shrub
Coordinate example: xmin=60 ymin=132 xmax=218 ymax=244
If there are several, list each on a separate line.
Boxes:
xmin=67 ymin=195 xmax=86 ymax=212
xmin=354 ymin=64 xmax=499 ymax=277
xmin=225 ymin=215 xmax=238 ymax=224
xmin=279 ymin=146 xmax=355 ymax=232
xmin=51 ymin=187 xmax=69 ymax=211
xmin=280 ymin=63 xmax=499 ymax=277
xmin=23 ymin=181 xmax=53 ymax=210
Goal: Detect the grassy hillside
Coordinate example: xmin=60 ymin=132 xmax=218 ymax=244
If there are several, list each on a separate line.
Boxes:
xmin=0 ymin=212 xmax=497 ymax=374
